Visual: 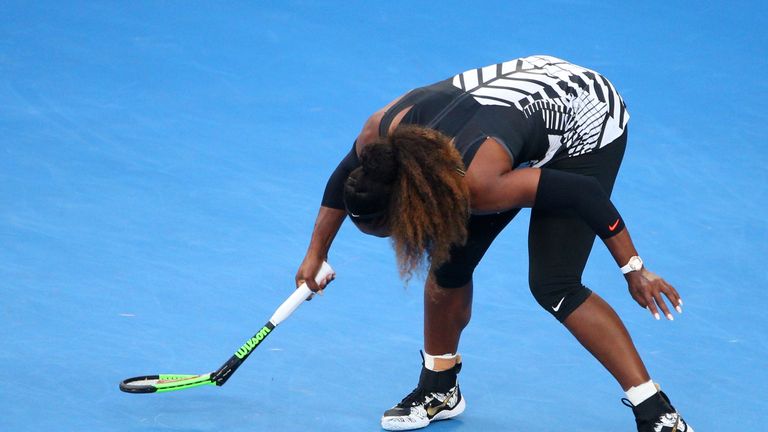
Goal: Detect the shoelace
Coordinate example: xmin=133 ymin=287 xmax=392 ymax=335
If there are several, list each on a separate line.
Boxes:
xmin=397 ymin=385 xmax=430 ymax=407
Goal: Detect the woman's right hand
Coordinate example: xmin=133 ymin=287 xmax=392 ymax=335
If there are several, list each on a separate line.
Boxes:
xmin=296 ymin=206 xmax=346 ymax=295
xmin=295 ymin=254 xmax=332 ymax=293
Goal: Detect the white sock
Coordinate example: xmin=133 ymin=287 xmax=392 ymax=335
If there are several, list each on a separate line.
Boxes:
xmin=625 ymin=380 xmax=658 ymax=406
xmin=423 ymin=352 xmax=457 ymax=371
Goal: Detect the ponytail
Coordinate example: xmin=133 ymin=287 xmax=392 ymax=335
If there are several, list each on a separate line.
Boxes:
xmin=388 ymin=126 xmax=469 ymax=279
xmin=344 ymin=125 xmax=470 ymax=280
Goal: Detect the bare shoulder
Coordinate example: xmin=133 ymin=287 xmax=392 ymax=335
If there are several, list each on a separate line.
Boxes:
xmin=356 ymin=111 xmax=384 ymax=148
xmin=355 ymin=94 xmax=409 ymax=152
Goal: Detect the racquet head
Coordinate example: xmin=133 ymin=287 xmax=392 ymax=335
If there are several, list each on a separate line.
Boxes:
xmin=119 ymin=373 xmax=215 ymax=393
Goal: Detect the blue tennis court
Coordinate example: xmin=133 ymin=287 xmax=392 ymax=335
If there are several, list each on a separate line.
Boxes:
xmin=1 ymin=1 xmax=765 ymax=430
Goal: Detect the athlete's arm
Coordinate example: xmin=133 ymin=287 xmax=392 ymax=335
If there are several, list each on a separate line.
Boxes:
xmin=296 ymin=92 xmax=412 ymax=291
xmin=296 ymin=206 xmax=346 ymax=292
xmin=472 ymin=166 xmax=624 ymax=236
xmin=535 ymin=171 xmax=682 ymax=319
xmin=295 ymin=140 xmax=361 ymax=292
xmin=474 ymin=165 xmax=682 ymax=319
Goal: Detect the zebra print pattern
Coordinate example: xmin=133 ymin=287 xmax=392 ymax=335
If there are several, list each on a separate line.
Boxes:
xmin=451 ymin=55 xmax=628 ymax=161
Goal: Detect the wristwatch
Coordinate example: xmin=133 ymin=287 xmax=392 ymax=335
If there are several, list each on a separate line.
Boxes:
xmin=620 ymin=256 xmax=643 ymax=274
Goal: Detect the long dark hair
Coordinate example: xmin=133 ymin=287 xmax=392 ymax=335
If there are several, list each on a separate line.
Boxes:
xmin=344 ymin=125 xmax=470 ymax=280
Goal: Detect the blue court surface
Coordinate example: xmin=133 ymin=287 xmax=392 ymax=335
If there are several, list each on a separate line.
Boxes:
xmin=2 ymin=1 xmax=766 ymax=431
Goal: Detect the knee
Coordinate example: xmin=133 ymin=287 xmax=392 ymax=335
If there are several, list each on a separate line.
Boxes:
xmin=529 ymin=277 xmax=592 ymax=323
xmin=432 ymin=263 xmax=473 ymax=289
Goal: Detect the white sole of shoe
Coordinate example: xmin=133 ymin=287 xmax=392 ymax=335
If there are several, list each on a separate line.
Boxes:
xmin=380 ymin=396 xmax=466 ymax=431
xmin=431 ymin=395 xmax=466 ymax=422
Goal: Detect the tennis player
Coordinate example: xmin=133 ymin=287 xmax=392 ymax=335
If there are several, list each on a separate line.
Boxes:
xmin=296 ymin=55 xmax=693 ymax=432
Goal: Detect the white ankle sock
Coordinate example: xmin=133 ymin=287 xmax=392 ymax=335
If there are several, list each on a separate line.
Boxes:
xmin=625 ymin=380 xmax=658 ymax=406
xmin=423 ymin=352 xmax=457 ymax=371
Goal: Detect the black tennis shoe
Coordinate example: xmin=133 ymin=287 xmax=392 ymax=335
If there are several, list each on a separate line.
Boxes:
xmin=380 ymin=358 xmax=465 ymax=431
xmin=623 ymin=390 xmax=694 ymax=432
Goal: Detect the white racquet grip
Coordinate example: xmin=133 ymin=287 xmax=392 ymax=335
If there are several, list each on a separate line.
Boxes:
xmin=269 ymin=261 xmax=334 ymax=326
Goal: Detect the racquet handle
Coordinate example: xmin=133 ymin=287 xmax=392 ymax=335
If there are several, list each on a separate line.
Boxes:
xmin=269 ymin=261 xmax=334 ymax=325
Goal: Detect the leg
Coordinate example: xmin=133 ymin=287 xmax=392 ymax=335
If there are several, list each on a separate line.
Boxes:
xmin=564 ymin=292 xmax=650 ymax=389
xmin=530 ymin=130 xmax=650 ymax=390
xmin=424 ymin=277 xmax=472 ymax=357
xmin=381 ymin=210 xmax=518 ymax=431
xmin=566 ymin=298 xmax=693 ymax=432
xmin=427 ymin=209 xmax=520 ymax=359
xmin=529 ymin=204 xmax=651 ymax=390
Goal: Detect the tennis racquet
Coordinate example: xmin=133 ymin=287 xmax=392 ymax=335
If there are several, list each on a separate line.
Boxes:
xmin=119 ymin=261 xmax=334 ymax=394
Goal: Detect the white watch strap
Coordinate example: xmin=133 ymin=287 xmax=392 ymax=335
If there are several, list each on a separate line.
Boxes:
xmin=620 ymin=256 xmax=643 ymax=274
xmin=620 ymin=263 xmax=633 ymax=274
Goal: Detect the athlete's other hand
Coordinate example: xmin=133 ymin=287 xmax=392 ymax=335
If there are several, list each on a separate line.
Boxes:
xmin=625 ymin=268 xmax=683 ymax=321
xmin=295 ymin=254 xmax=333 ymax=299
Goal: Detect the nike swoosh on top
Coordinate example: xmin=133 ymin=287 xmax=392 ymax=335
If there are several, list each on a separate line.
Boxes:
xmin=608 ymin=218 xmax=621 ymax=231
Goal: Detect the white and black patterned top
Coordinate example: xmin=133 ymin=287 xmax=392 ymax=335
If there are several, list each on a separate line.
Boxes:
xmin=380 ymin=55 xmax=629 ymax=168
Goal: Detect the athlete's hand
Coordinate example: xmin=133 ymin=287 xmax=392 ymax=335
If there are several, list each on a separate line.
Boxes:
xmin=625 ymin=268 xmax=683 ymax=321
xmin=295 ymin=254 xmax=334 ymax=298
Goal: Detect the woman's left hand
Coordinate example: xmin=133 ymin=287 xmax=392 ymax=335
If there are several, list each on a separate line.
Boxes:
xmin=625 ymin=268 xmax=683 ymax=320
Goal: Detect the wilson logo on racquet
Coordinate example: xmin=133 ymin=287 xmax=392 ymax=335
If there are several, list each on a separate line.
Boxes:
xmin=235 ymin=326 xmax=273 ymax=359
xmin=119 ymin=262 xmax=334 ymax=394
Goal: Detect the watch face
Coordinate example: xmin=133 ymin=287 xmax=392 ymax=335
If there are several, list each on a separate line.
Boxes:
xmin=630 ymin=257 xmax=643 ymax=271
